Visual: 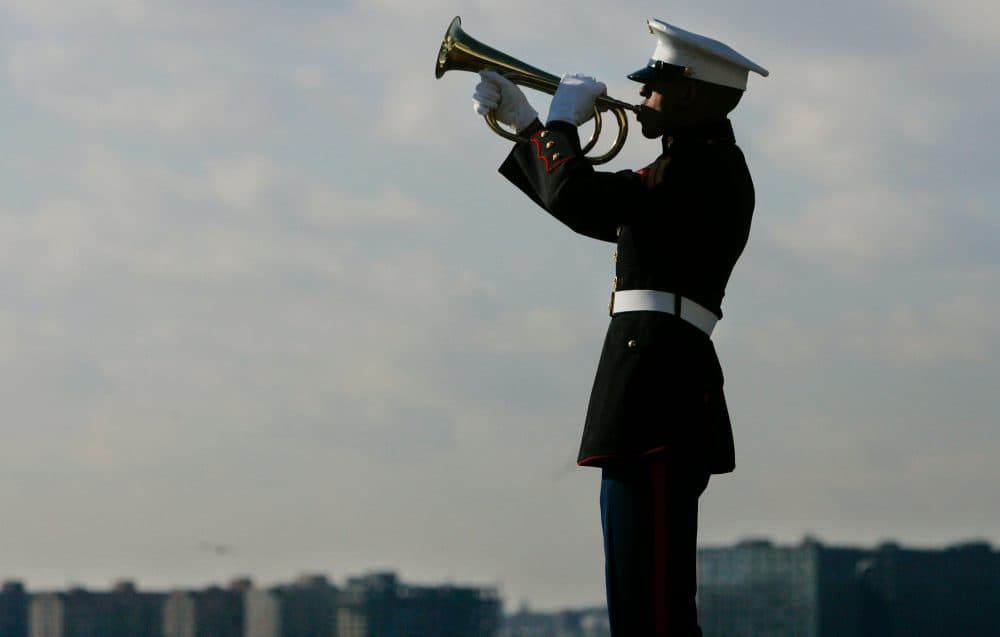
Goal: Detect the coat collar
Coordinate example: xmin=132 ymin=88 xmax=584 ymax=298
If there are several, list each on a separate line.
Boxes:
xmin=662 ymin=118 xmax=736 ymax=154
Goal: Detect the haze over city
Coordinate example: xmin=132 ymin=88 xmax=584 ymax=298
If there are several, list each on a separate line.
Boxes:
xmin=1 ymin=0 xmax=997 ymax=611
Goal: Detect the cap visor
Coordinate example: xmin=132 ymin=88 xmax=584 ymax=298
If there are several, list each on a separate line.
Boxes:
xmin=627 ymin=65 xmax=660 ymax=83
xmin=627 ymin=61 xmax=691 ymax=84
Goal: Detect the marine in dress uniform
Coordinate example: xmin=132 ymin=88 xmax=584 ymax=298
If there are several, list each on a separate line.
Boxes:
xmin=473 ymin=18 xmax=768 ymax=637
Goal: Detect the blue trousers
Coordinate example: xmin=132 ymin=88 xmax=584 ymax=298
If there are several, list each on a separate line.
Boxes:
xmin=600 ymin=458 xmax=710 ymax=637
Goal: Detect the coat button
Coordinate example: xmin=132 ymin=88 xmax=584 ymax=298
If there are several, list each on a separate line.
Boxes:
xmin=612 ymin=276 xmax=618 ymax=290
xmin=613 ymin=251 xmax=619 ymax=262
xmin=627 ymin=339 xmax=638 ymax=349
xmin=539 ymin=130 xmax=549 ymax=138
xmin=546 ymin=141 xmax=556 ymax=149
xmin=552 ymin=152 xmax=561 ymax=160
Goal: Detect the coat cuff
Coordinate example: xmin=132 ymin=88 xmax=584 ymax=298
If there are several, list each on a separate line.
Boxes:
xmin=528 ymin=121 xmax=582 ymax=173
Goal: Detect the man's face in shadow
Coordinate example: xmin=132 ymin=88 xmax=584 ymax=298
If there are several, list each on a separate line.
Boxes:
xmin=636 ymin=79 xmax=696 ymax=138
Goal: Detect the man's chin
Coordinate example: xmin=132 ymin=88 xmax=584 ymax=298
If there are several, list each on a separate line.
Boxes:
xmin=639 ymin=121 xmax=662 ymax=139
xmin=637 ymin=108 xmax=664 ymax=139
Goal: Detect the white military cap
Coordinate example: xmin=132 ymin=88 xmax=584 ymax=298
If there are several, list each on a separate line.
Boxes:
xmin=627 ymin=18 xmax=768 ymax=90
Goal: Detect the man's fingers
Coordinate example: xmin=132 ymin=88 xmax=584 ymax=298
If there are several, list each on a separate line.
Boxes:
xmin=473 ymin=82 xmax=501 ymax=115
xmin=479 ymin=69 xmax=505 ymax=87
xmin=479 ymin=69 xmax=517 ymax=92
xmin=473 ymin=97 xmax=498 ymax=115
xmin=474 ymin=81 xmax=500 ymax=102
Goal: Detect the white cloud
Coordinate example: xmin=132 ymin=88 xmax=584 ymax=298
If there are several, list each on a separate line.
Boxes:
xmin=738 ymin=317 xmax=829 ymax=364
xmin=376 ymin=73 xmax=455 ymax=147
xmin=7 ymin=38 xmax=237 ymax=135
xmin=209 ymin=156 xmax=283 ymax=212
xmin=729 ymin=295 xmax=997 ymax=366
xmin=770 ymin=186 xmax=932 ymax=271
xmin=291 ymin=66 xmax=329 ymax=91
xmin=904 ymin=0 xmax=1000 ymax=51
xmin=0 ymin=146 xmax=443 ymax=293
xmin=470 ymin=306 xmax=587 ymax=354
xmin=0 ymin=0 xmax=152 ymax=25
xmin=753 ymin=54 xmax=945 ymax=187
xmin=751 ymin=51 xmax=961 ymax=276
xmin=303 ymin=185 xmax=436 ymax=227
xmin=843 ymin=296 xmax=996 ymax=363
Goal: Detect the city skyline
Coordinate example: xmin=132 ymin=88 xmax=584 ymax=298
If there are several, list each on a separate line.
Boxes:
xmin=3 ymin=535 xmax=996 ymax=635
xmin=2 ymin=535 xmax=993 ymax=610
xmin=1 ymin=0 xmax=998 ymax=611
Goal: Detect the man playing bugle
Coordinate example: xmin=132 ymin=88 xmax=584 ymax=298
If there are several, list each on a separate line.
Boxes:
xmin=472 ymin=18 xmax=768 ymax=637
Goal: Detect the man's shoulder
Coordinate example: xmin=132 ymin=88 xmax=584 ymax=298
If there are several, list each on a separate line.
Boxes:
xmin=675 ymin=142 xmax=751 ymax=185
xmin=634 ymin=157 xmax=674 ymax=189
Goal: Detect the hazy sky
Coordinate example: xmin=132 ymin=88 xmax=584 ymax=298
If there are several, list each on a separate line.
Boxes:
xmin=1 ymin=0 xmax=998 ymax=611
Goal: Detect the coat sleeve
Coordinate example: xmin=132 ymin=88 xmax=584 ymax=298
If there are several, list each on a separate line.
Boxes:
xmin=498 ymin=121 xmax=660 ymax=243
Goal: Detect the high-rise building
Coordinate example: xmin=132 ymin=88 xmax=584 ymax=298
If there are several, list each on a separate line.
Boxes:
xmin=161 ymin=582 xmax=243 ymax=637
xmin=697 ymin=538 xmax=828 ymax=637
xmin=338 ymin=572 xmax=500 ymax=637
xmin=162 ymin=591 xmax=197 ymax=637
xmin=243 ymin=574 xmax=338 ymax=637
xmin=855 ymin=540 xmax=998 ymax=637
xmin=243 ymin=590 xmax=279 ymax=637
xmin=499 ymin=602 xmax=555 ymax=637
xmin=28 ymin=593 xmax=62 ymax=637
xmin=500 ymin=604 xmax=610 ymax=637
xmin=696 ymin=538 xmax=1000 ymax=637
xmin=0 ymin=581 xmax=28 ymax=637
xmin=28 ymin=582 xmax=163 ymax=637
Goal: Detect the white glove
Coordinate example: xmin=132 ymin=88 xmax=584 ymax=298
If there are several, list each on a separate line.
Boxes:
xmin=546 ymin=74 xmax=607 ymax=126
xmin=472 ymin=70 xmax=539 ymax=132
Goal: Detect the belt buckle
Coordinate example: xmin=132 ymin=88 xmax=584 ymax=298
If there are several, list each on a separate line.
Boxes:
xmin=608 ymin=291 xmax=615 ymax=317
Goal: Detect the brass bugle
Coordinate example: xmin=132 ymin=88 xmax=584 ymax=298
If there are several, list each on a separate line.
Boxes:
xmin=435 ymin=16 xmax=639 ymax=165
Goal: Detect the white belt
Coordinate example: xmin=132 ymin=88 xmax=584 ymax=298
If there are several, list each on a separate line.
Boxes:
xmin=610 ymin=289 xmax=719 ymax=337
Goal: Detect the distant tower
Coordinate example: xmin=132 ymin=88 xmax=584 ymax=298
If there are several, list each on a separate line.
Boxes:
xmin=0 ymin=581 xmax=29 ymax=637
xmin=337 ymin=571 xmax=500 ymax=637
xmin=696 ymin=537 xmax=1000 ymax=637
xmin=28 ymin=594 xmax=64 ymax=637
xmin=244 ymin=590 xmax=280 ymax=637
xmin=163 ymin=592 xmax=196 ymax=637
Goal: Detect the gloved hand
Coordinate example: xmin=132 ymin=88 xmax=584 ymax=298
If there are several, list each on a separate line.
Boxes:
xmin=472 ymin=70 xmax=539 ymax=132
xmin=546 ymin=74 xmax=607 ymax=126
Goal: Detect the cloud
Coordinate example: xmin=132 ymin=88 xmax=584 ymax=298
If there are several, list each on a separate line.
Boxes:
xmin=770 ymin=186 xmax=933 ymax=271
xmin=729 ymin=294 xmax=998 ymax=367
xmin=470 ymin=305 xmax=587 ymax=354
xmin=206 ymin=155 xmax=439 ymax=228
xmin=904 ymin=0 xmax=1000 ymax=52
xmin=303 ymin=185 xmax=435 ymax=228
xmin=2 ymin=0 xmax=999 ymax=610
xmin=738 ymin=317 xmax=829 ymax=364
xmin=0 ymin=0 xmax=152 ymax=25
xmin=209 ymin=156 xmax=284 ymax=212
xmin=290 ymin=66 xmax=329 ymax=91
xmin=748 ymin=50 xmax=977 ymax=277
xmin=7 ymin=38 xmax=237 ymax=135
xmin=0 ymin=146 xmax=442 ymax=295
xmin=842 ymin=296 xmax=996 ymax=364
xmin=376 ymin=73 xmax=457 ymax=147
xmin=752 ymin=54 xmax=946 ymax=186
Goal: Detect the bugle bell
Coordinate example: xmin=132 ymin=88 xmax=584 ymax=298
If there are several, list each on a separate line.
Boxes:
xmin=434 ymin=16 xmax=639 ymax=165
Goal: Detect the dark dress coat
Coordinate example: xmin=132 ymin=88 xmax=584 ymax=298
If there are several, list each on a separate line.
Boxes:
xmin=498 ymin=118 xmax=754 ymax=474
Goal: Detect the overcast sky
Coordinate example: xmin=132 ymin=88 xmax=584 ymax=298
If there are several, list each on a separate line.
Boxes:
xmin=1 ymin=0 xmax=998 ymax=611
